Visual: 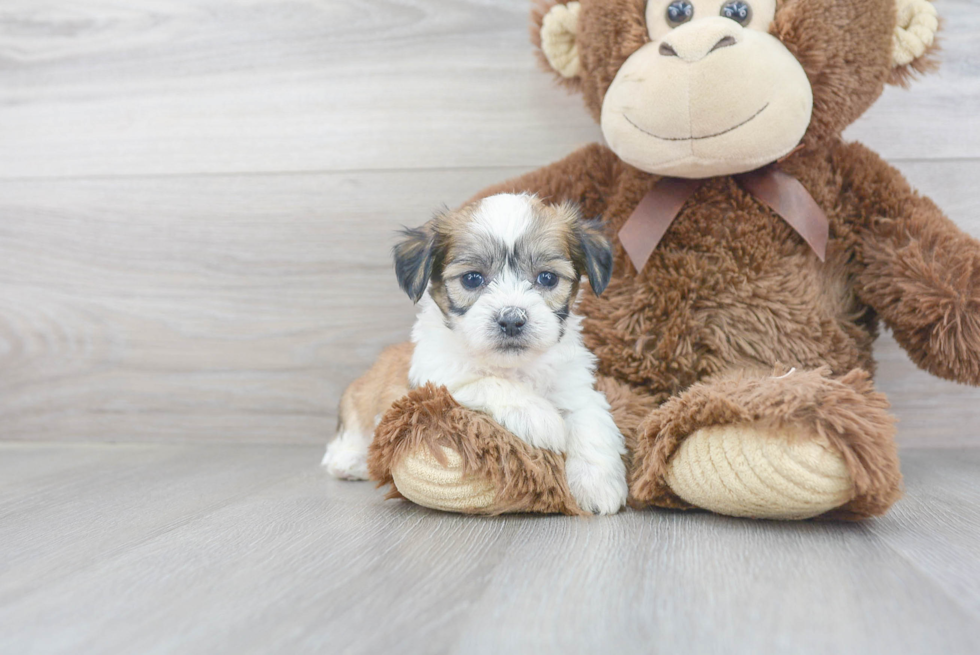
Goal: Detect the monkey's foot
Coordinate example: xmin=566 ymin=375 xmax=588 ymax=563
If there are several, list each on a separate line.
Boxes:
xmin=631 ymin=368 xmax=902 ymax=520
xmin=665 ymin=423 xmax=853 ymax=520
xmin=391 ymin=446 xmax=496 ymax=513
xmin=369 ymin=383 xmax=584 ymax=515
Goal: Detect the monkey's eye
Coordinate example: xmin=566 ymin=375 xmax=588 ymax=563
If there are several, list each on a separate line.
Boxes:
xmin=536 ymin=271 xmax=559 ymax=288
xmin=665 ymin=0 xmax=694 ymax=26
xmin=461 ymin=272 xmax=485 ymax=290
xmin=720 ymin=0 xmax=752 ymax=24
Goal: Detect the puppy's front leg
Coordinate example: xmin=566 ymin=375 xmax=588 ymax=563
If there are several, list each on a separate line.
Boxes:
xmin=561 ymin=389 xmax=628 ymax=515
xmin=452 ymin=378 xmax=566 ymax=452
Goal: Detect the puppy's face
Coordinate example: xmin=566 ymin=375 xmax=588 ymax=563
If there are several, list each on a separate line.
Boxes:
xmin=394 ymin=194 xmax=613 ymax=365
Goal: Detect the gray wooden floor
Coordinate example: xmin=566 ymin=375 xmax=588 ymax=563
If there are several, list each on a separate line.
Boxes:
xmin=1 ymin=444 xmax=979 ymax=654
xmin=1 ymin=0 xmax=980 ymax=652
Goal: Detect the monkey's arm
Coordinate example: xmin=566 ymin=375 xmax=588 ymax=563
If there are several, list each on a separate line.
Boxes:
xmin=467 ymin=143 xmax=621 ymax=217
xmin=836 ymin=141 xmax=980 ymax=385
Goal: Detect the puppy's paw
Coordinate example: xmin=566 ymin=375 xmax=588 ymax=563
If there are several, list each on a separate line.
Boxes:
xmin=496 ymin=400 xmax=566 ymax=452
xmin=321 ymin=436 xmax=370 ymax=481
xmin=565 ymin=456 xmax=628 ymax=515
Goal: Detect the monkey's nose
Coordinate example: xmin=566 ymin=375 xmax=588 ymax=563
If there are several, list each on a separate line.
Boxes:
xmin=496 ymin=307 xmax=527 ymax=337
xmin=659 ymin=17 xmax=741 ymax=63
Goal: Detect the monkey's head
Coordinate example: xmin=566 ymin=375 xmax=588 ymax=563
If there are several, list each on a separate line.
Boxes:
xmin=535 ymin=0 xmax=939 ymax=178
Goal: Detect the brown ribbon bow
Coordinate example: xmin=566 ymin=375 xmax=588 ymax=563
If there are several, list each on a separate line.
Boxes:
xmin=618 ymin=167 xmax=829 ymax=272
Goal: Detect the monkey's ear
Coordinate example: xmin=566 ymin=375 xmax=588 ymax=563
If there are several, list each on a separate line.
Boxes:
xmin=534 ymin=1 xmax=582 ymax=82
xmin=889 ymin=0 xmax=940 ymax=86
xmin=393 ymin=221 xmax=438 ymax=304
xmin=574 ymin=218 xmax=614 ymax=297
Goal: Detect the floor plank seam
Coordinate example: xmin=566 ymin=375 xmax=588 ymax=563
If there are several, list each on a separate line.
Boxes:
xmin=1 ymin=155 xmax=976 ymax=183
xmin=865 ymin=521 xmax=980 ymax=623
xmin=0 ymin=467 xmax=320 ymax=610
xmin=0 ymin=441 xmax=323 ymax=449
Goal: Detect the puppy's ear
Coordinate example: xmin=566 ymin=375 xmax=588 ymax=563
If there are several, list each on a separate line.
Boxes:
xmin=573 ymin=216 xmax=614 ymax=297
xmin=393 ymin=220 xmax=438 ymax=303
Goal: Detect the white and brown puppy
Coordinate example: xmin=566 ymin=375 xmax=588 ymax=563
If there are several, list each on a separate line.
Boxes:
xmin=324 ymin=193 xmax=629 ymax=515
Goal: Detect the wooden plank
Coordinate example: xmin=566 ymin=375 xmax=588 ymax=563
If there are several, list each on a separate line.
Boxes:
xmin=0 ymin=168 xmax=522 ymax=443
xmin=1 ymin=161 xmax=978 ymax=445
xmin=450 ymin=467 xmax=980 ymax=654
xmin=0 ymin=0 xmax=977 ymax=179
xmin=0 ymin=0 xmax=598 ymax=178
xmin=0 ymin=446 xmax=522 ymax=655
xmin=876 ymin=335 xmax=980 ymax=447
xmin=867 ymin=449 xmax=980 ymax=617
xmin=0 ymin=442 xmax=318 ymax=605
xmin=844 ymin=0 xmax=980 ymax=160
xmin=0 ymin=445 xmax=977 ymax=654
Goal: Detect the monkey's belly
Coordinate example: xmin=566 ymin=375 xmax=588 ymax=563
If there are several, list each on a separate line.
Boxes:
xmin=579 ymin=251 xmax=876 ymax=394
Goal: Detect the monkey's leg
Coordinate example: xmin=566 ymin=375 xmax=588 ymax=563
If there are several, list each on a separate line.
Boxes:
xmin=630 ymin=367 xmax=902 ymax=520
xmin=369 ymin=384 xmax=585 ymax=515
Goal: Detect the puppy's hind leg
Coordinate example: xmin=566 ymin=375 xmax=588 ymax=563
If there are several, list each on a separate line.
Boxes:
xmin=322 ymin=413 xmax=373 ymax=480
xmin=323 ymin=343 xmax=412 ymax=481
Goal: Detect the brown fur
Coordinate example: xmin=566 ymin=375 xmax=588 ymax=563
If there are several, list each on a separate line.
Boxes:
xmin=368 ymin=383 xmax=586 ymax=516
xmin=363 ymin=0 xmax=969 ymax=519
xmin=533 ymin=0 xmax=912 ymax=145
xmin=629 ymin=367 xmax=901 ymax=520
xmin=337 ymin=342 xmax=412 ymax=439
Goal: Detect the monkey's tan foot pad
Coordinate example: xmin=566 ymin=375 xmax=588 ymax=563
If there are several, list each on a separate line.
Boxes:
xmin=665 ymin=423 xmax=854 ymax=520
xmin=391 ymin=446 xmax=496 ymax=513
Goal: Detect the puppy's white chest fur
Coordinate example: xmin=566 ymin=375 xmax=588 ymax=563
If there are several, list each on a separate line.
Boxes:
xmin=410 ymin=295 xmax=594 ymax=453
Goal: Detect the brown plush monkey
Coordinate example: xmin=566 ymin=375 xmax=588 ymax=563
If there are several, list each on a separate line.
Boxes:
xmin=361 ymin=0 xmax=972 ymax=520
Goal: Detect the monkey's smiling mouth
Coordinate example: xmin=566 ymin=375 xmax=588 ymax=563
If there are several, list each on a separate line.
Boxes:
xmin=625 ymin=103 xmax=770 ymax=142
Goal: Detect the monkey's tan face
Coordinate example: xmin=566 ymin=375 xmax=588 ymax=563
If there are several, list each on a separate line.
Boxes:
xmin=600 ymin=0 xmax=813 ymax=179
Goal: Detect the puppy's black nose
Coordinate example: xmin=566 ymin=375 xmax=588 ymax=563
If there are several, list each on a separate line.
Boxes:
xmin=497 ymin=307 xmax=526 ymax=337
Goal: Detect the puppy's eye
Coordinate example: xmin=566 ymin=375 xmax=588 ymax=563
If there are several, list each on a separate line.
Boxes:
xmin=720 ymin=0 xmax=752 ymax=24
xmin=536 ymin=271 xmax=559 ymax=288
xmin=461 ymin=272 xmax=484 ymax=290
xmin=665 ymin=0 xmax=694 ymax=26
